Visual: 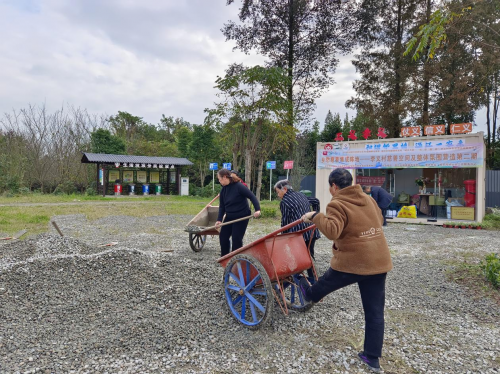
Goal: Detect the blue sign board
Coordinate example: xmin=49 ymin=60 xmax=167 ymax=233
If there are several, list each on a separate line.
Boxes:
xmin=209 ymin=163 xmax=218 ymax=170
xmin=266 ymin=161 xmax=276 ymax=170
xmin=223 ymin=163 xmax=232 ymax=170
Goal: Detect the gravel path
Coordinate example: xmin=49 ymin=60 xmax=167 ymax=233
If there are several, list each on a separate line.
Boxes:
xmin=0 ymin=215 xmax=499 ymax=374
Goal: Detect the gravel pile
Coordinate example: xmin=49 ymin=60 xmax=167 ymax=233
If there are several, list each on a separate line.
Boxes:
xmin=0 ymin=215 xmax=499 ymax=374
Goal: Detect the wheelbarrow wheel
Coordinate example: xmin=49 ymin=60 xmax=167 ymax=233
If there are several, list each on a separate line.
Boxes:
xmin=223 ymin=254 xmax=273 ymax=329
xmin=189 ymin=233 xmax=206 ymax=252
xmin=281 ymin=274 xmax=313 ymax=312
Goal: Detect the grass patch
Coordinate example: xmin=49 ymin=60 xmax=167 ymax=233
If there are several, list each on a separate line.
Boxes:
xmin=482 ymin=213 xmax=500 ymax=230
xmin=0 ymin=195 xmax=283 ymax=237
xmin=444 ymin=255 xmax=500 ymax=307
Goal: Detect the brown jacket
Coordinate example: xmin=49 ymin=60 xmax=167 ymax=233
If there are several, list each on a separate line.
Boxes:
xmin=312 ymin=184 xmax=393 ymax=275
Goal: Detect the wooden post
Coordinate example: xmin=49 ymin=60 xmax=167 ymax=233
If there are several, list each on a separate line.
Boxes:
xmin=51 ymin=221 xmax=64 ymax=237
xmin=166 ymin=169 xmax=171 ymax=195
xmin=103 ymin=166 xmax=106 ymax=197
xmin=176 ymin=167 xmax=181 ymax=195
xmin=96 ymin=162 xmax=100 ymax=195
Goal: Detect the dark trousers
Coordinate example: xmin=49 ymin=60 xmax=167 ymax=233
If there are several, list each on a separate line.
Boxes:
xmin=307 ymin=268 xmax=387 ymax=358
xmin=305 ymin=237 xmax=317 ymax=278
xmin=219 ymin=216 xmax=249 ymax=257
xmin=381 ymin=208 xmax=387 ymax=226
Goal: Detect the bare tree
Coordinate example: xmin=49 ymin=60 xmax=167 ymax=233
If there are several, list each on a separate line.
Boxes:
xmin=1 ymin=104 xmax=106 ymax=192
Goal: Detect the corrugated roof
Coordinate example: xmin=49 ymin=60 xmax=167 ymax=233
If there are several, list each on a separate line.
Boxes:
xmin=81 ymin=152 xmax=193 ymax=166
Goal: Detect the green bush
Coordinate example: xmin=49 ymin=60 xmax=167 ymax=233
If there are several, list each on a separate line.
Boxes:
xmin=194 ymin=184 xmax=221 ymax=198
xmin=85 ymin=187 xmax=97 ymax=196
xmin=482 ymin=213 xmax=500 ymax=230
xmin=0 ymin=176 xmax=20 ymax=194
xmin=260 ymin=207 xmax=277 ymax=218
xmin=481 ymin=253 xmax=500 ymax=289
xmin=18 ymin=187 xmax=31 ymax=195
xmin=54 ymin=180 xmax=77 ymax=195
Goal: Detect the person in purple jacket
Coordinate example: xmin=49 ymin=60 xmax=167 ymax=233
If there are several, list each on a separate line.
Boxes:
xmin=216 ymin=169 xmax=261 ymax=257
xmin=362 ymin=185 xmax=393 ymax=226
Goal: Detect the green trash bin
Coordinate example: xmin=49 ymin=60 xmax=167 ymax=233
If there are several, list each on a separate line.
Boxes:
xmin=155 ymin=184 xmax=162 ymax=195
xmin=300 ymin=190 xmax=312 ymax=197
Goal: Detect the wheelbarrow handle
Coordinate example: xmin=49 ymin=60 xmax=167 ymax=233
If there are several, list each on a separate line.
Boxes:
xmin=199 ymin=215 xmax=254 ymax=233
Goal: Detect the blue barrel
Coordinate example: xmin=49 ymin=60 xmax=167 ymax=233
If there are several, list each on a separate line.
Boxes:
xmin=142 ymin=184 xmax=150 ymax=195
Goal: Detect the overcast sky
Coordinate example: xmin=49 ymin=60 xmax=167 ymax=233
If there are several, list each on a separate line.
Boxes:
xmin=0 ymin=0 xmax=488 ymax=134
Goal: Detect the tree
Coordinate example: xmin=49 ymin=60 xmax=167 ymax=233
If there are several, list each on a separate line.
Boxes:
xmin=320 ymin=110 xmax=343 ymax=142
xmin=0 ymin=130 xmax=26 ymax=193
xmin=107 ymin=111 xmax=145 ymax=142
xmin=404 ymin=0 xmax=500 ymax=150
xmin=90 ymin=129 xmax=126 ymax=155
xmin=160 ymin=115 xmax=192 ymax=143
xmin=1 ymin=104 xmax=101 ymax=192
xmin=347 ymin=0 xmax=420 ymax=137
xmin=175 ymin=126 xmax=193 ymax=158
xmin=206 ymin=65 xmax=295 ymax=193
xmin=187 ymin=125 xmax=221 ymax=187
xmin=223 ymin=0 xmax=357 ymax=126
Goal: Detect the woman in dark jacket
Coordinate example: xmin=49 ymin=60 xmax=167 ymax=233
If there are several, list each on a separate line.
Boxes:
xmin=216 ymin=169 xmax=261 ymax=257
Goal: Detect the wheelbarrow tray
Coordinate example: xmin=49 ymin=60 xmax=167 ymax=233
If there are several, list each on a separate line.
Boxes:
xmin=186 ymin=196 xmax=220 ymax=236
xmin=217 ymin=222 xmax=315 ymax=282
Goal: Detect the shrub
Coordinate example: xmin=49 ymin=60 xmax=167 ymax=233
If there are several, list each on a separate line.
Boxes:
xmin=194 ymin=184 xmax=221 ymax=198
xmin=260 ymin=207 xmax=277 ymax=218
xmin=482 ymin=214 xmax=500 ymax=230
xmin=54 ymin=180 xmax=77 ymax=195
xmin=85 ymin=187 xmax=97 ymax=196
xmin=0 ymin=177 xmax=20 ymax=194
xmin=481 ymin=253 xmax=500 ymax=289
xmin=18 ymin=187 xmax=31 ymax=195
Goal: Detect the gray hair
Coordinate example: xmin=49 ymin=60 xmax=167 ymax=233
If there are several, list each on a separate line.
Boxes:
xmin=274 ymin=179 xmax=293 ymax=190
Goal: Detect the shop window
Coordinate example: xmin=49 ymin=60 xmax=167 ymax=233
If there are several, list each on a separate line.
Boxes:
xmin=423 ymin=168 xmax=475 ymax=199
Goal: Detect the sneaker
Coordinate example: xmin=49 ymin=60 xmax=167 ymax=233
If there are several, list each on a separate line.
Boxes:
xmin=357 ymin=352 xmax=381 ymax=372
xmin=298 ymin=277 xmax=312 ymax=302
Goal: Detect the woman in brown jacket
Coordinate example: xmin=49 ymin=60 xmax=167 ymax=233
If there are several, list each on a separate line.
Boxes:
xmin=300 ymin=168 xmax=392 ymax=373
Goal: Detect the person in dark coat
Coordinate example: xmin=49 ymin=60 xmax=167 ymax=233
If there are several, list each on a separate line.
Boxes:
xmin=362 ymin=185 xmax=393 ymax=226
xmin=274 ymin=180 xmax=321 ymax=278
xmin=216 ymin=169 xmax=261 ymax=257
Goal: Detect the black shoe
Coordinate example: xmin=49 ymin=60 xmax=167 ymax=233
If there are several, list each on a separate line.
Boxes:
xmin=298 ymin=277 xmax=312 ymax=302
xmin=358 ymin=352 xmax=381 ymax=372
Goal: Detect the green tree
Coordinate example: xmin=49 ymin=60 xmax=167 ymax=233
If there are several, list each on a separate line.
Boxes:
xmin=347 ymin=0 xmax=421 ymax=137
xmin=176 ymin=126 xmax=193 ymax=158
xmin=320 ymin=110 xmax=343 ymax=142
xmin=187 ymin=125 xmax=221 ymax=187
xmin=404 ymin=0 xmax=500 ymax=148
xmin=107 ymin=111 xmax=145 ymax=142
xmin=90 ymin=129 xmax=126 ymax=155
xmin=160 ymin=115 xmax=192 ymax=143
xmin=223 ymin=0 xmax=357 ymax=126
xmin=205 ymin=64 xmax=295 ymax=194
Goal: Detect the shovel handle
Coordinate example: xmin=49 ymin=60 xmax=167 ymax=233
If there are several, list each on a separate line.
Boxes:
xmin=199 ymin=215 xmax=254 ymax=233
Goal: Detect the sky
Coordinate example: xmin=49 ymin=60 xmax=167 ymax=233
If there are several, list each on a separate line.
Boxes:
xmin=0 ymin=0 xmax=488 ymax=134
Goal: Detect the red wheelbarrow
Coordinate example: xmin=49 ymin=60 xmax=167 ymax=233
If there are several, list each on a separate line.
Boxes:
xmin=217 ymin=219 xmax=318 ymax=329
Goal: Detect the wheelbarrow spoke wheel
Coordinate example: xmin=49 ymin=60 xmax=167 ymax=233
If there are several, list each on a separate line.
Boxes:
xmin=282 ymin=274 xmax=313 ymax=312
xmin=189 ymin=233 xmax=206 ymax=252
xmin=223 ymin=254 xmax=273 ymax=329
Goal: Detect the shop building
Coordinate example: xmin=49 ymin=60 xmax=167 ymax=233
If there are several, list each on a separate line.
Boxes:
xmin=315 ymin=131 xmax=486 ymax=224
